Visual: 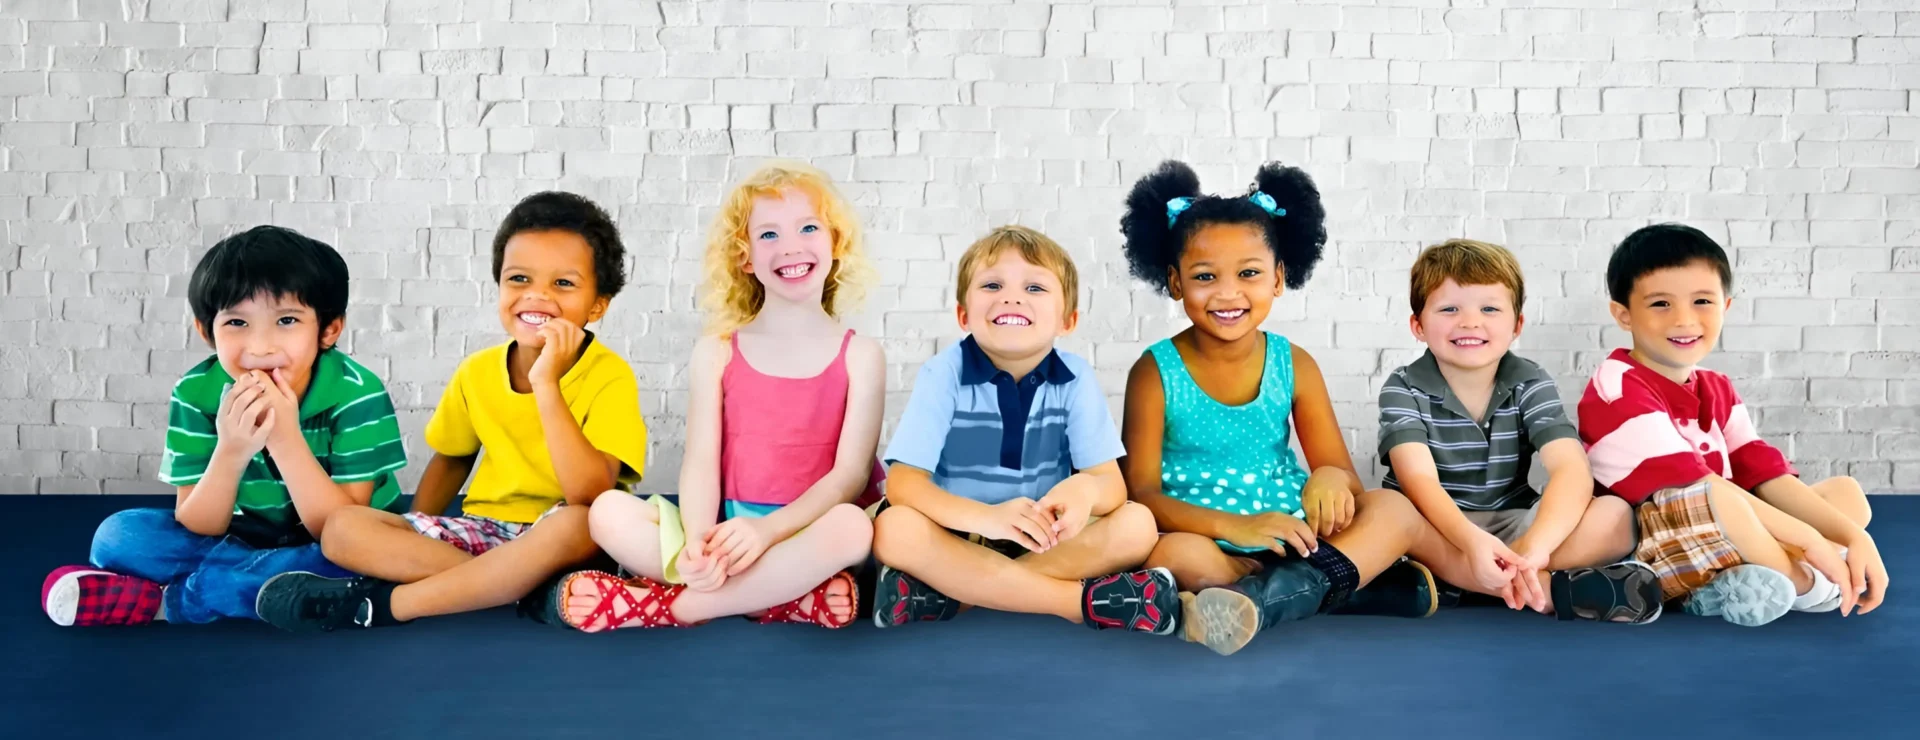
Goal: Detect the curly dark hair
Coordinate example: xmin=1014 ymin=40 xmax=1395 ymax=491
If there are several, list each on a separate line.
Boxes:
xmin=491 ymin=191 xmax=628 ymax=297
xmin=1119 ymin=160 xmax=1328 ymax=296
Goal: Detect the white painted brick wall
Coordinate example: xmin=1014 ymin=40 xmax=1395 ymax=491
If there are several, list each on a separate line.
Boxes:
xmin=1 ymin=0 xmax=1916 ymax=496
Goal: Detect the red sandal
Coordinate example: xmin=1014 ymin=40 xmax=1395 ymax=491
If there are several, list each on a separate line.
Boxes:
xmin=555 ymin=570 xmax=691 ymax=632
xmin=752 ymin=570 xmax=859 ymax=629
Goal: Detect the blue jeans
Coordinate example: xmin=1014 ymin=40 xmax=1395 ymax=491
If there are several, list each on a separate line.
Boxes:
xmin=89 ymin=508 xmax=351 ymax=624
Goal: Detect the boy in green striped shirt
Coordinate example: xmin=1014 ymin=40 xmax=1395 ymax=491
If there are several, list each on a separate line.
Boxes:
xmin=40 ymin=226 xmax=408 ymax=627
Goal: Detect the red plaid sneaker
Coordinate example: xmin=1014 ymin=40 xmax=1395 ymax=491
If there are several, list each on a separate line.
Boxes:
xmin=42 ymin=566 xmax=164 ymax=627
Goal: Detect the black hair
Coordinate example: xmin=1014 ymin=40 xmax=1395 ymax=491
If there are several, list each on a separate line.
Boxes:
xmin=491 ymin=191 xmax=628 ymax=297
xmin=188 ymin=225 xmax=349 ymax=346
xmin=1606 ymin=223 xmax=1733 ymax=305
xmin=1120 ymin=160 xmax=1328 ymax=296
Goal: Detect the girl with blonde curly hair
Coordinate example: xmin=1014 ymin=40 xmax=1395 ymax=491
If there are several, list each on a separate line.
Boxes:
xmin=549 ymin=160 xmax=887 ymax=631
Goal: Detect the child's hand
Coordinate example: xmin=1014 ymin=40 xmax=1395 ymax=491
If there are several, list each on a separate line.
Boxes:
xmin=1220 ymin=512 xmax=1318 ymax=558
xmin=1843 ymin=535 xmax=1889 ymax=616
xmin=707 ymin=517 xmax=774 ymax=576
xmin=1464 ymin=530 xmax=1523 ymax=601
xmin=679 ymin=536 xmax=727 ymax=592
xmin=257 ymin=369 xmax=304 ymax=451
xmin=1036 ymin=482 xmax=1093 ymax=543
xmin=1301 ymin=472 xmax=1355 ymax=538
xmin=1502 ymin=539 xmax=1552 ymax=613
xmin=213 ymin=377 xmax=275 ymax=460
xmin=528 ymin=318 xmax=586 ymax=388
xmin=978 ymin=498 xmax=1057 ymax=553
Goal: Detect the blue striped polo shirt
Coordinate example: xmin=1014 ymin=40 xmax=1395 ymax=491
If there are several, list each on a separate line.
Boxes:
xmin=883 ymin=336 xmax=1126 ymax=505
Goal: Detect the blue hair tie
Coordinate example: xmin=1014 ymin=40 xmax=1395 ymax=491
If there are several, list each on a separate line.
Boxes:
xmin=1166 ymin=194 xmax=1286 ymax=227
xmin=1249 ymin=192 xmax=1286 ymax=218
xmin=1165 ymin=197 xmax=1194 ymax=227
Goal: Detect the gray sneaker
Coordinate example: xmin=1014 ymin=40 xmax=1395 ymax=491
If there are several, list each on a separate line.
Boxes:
xmin=1684 ymin=564 xmax=1794 ymax=627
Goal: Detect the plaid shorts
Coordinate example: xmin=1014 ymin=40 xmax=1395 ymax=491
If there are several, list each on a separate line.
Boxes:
xmin=403 ymin=503 xmax=565 ymax=557
xmin=1633 ymin=481 xmax=1744 ymax=602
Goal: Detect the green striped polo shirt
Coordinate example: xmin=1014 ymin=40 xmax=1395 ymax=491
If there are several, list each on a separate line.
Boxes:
xmin=1376 ymin=350 xmax=1578 ymax=511
xmin=160 ymin=349 xmax=407 ymax=531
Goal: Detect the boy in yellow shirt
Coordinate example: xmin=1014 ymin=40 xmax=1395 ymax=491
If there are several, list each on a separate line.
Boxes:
xmin=255 ymin=191 xmax=649 ymax=631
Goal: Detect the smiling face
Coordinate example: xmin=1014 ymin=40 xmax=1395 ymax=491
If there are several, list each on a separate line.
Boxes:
xmin=1611 ymin=259 xmax=1729 ymax=383
xmin=1413 ymin=279 xmax=1522 ymax=373
xmin=958 ymin=248 xmax=1074 ymax=363
xmin=198 ymin=292 xmax=342 ymax=400
xmin=1169 ymin=222 xmax=1280 ymax=344
xmin=743 ymin=188 xmax=834 ymax=308
xmin=496 ymin=228 xmax=608 ymax=348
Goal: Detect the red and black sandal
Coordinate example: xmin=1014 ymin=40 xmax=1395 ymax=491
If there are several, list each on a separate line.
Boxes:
xmin=550 ymin=570 xmax=693 ymax=632
xmin=42 ymin=566 xmax=164 ymax=627
xmin=752 ymin=570 xmax=860 ymax=629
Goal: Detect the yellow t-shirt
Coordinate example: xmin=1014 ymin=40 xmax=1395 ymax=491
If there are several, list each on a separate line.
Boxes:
xmin=425 ymin=336 xmax=649 ymax=523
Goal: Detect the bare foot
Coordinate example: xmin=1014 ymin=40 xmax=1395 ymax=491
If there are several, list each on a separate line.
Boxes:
xmin=563 ymin=572 xmax=669 ymax=632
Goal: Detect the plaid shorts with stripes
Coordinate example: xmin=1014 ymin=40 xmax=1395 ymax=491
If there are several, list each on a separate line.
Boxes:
xmin=403 ymin=503 xmax=566 ymax=557
xmin=1633 ymin=481 xmax=1745 ymax=602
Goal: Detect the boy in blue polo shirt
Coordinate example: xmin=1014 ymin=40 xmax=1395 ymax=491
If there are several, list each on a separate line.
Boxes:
xmin=870 ymin=225 xmax=1180 ymax=635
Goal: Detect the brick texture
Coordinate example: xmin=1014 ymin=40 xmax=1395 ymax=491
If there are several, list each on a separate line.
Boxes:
xmin=1 ymin=1 xmax=1915 ymax=494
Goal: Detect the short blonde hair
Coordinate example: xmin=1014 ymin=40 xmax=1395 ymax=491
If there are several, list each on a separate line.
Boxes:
xmin=1409 ymin=238 xmax=1526 ymax=316
xmin=955 ymin=225 xmax=1080 ymax=315
xmin=699 ymin=160 xmax=875 ymax=336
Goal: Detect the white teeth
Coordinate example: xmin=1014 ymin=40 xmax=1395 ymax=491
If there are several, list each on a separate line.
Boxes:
xmin=992 ymin=315 xmax=1030 ymax=326
xmin=518 ymin=312 xmax=550 ymax=326
xmin=1211 ymin=309 xmax=1246 ymax=319
xmin=1453 ymin=338 xmax=1485 ymax=346
xmin=776 ymin=263 xmax=812 ymax=278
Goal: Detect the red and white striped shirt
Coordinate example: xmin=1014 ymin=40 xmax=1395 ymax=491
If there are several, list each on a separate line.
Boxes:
xmin=1577 ymin=348 xmax=1796 ymax=505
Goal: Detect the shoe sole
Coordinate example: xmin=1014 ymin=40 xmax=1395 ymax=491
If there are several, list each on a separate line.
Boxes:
xmin=1562 ymin=561 xmax=1664 ymax=624
xmin=1192 ymin=587 xmax=1260 ymax=656
xmin=42 ymin=568 xmax=109 ymax=627
xmin=1684 ymin=564 xmax=1794 ymax=627
xmin=1405 ymin=559 xmax=1440 ymax=619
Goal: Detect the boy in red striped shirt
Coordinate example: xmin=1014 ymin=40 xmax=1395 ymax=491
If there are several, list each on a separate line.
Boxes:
xmin=1578 ymin=223 xmax=1887 ymax=626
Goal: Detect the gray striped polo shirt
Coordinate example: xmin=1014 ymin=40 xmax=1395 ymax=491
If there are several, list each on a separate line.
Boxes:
xmin=1376 ymin=350 xmax=1578 ymax=511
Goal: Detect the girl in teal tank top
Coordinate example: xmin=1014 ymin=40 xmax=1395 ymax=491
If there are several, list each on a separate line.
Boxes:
xmin=1148 ymin=332 xmax=1310 ymax=541
xmin=1116 ymin=160 xmax=1438 ymax=656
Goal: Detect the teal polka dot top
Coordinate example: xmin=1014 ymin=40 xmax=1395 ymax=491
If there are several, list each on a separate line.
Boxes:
xmin=1149 ymin=332 xmax=1310 ymax=527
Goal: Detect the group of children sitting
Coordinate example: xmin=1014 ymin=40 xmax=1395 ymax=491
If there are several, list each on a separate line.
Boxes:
xmin=40 ymin=158 xmax=1888 ymax=654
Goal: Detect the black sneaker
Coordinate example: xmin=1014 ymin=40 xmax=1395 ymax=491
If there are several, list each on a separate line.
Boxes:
xmin=871 ymin=564 xmax=958 ymax=628
xmin=1327 ymin=558 xmax=1439 ymax=619
xmin=1551 ymin=560 xmax=1663 ymax=624
xmin=1082 ymin=567 xmax=1180 ymax=636
xmin=255 ymin=572 xmax=393 ymax=632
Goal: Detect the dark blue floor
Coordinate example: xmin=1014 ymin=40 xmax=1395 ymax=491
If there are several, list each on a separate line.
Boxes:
xmin=4 ymin=495 xmax=1915 ymax=740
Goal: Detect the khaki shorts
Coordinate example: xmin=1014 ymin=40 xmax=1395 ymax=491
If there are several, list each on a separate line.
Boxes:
xmin=1461 ymin=502 xmax=1539 ymax=545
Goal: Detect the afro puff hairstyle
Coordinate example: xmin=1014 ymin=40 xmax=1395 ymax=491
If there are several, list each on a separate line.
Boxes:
xmin=1119 ymin=160 xmax=1328 ymax=296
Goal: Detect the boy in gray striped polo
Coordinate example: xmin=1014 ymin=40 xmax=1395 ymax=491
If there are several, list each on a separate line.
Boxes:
xmin=1383 ymin=239 xmax=1662 ymax=623
xmin=869 ymin=226 xmax=1181 ymax=636
xmin=41 ymin=226 xmax=407 ymax=627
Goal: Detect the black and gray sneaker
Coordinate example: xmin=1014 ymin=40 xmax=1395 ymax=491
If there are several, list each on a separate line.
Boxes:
xmin=255 ymin=572 xmax=396 ymax=632
xmin=1551 ymin=560 xmax=1663 ymax=624
xmin=1327 ymin=558 xmax=1440 ymax=619
xmin=1082 ymin=567 xmax=1180 ymax=636
xmin=871 ymin=564 xmax=960 ymax=628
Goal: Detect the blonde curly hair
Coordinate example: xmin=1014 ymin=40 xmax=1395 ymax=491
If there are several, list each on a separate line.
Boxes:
xmin=700 ymin=161 xmax=875 ymax=337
